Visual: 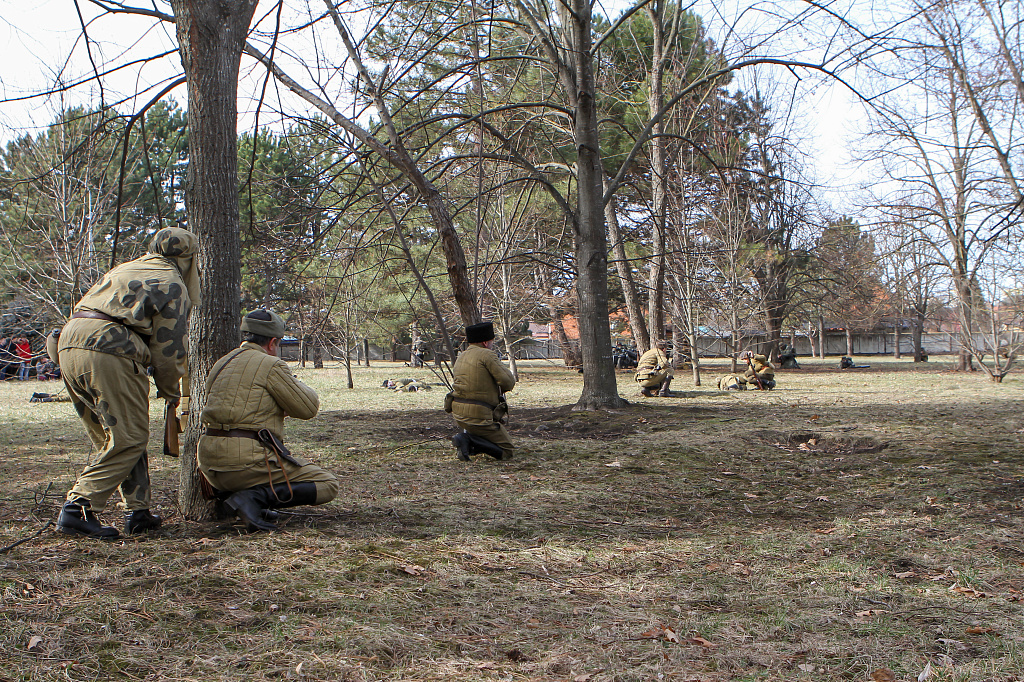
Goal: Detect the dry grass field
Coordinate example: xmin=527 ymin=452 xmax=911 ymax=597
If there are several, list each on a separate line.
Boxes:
xmin=0 ymin=356 xmax=1021 ymax=681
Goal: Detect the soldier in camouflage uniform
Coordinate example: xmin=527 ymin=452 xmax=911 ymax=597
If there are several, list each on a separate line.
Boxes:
xmin=448 ymin=321 xmax=516 ymax=461
xmin=56 ymin=227 xmax=199 ymax=539
xmin=198 ymin=310 xmax=338 ymax=532
xmin=634 ymin=341 xmax=673 ymax=397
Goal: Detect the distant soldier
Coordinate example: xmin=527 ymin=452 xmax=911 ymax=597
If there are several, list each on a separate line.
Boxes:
xmin=741 ymin=351 xmax=776 ymax=390
xmin=778 ymin=343 xmax=800 ymax=369
xmin=55 ymin=227 xmax=199 ymax=539
xmin=634 ymin=341 xmax=672 ymax=397
xmin=448 ymin=321 xmax=516 ymax=461
xmin=198 ymin=310 xmax=339 ymax=532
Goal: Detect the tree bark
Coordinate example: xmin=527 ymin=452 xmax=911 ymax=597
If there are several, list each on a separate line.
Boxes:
xmin=568 ymin=0 xmax=626 ymax=409
xmin=170 ymin=0 xmax=258 ymax=520
xmin=817 ymin=314 xmax=826 ymax=357
xmin=894 ymin=320 xmax=902 ymax=359
xmin=604 ymin=178 xmax=650 ymax=352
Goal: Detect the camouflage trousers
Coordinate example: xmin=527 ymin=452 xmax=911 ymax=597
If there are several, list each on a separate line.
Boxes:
xmin=60 ymin=348 xmax=152 ymax=511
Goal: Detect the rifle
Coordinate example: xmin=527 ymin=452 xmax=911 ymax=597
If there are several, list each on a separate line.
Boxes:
xmin=163 ymin=401 xmax=181 ymax=457
xmin=745 ymin=356 xmax=765 ymax=390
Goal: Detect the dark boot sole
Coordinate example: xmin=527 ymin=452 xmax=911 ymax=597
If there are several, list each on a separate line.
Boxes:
xmin=57 ymin=524 xmax=120 ymax=540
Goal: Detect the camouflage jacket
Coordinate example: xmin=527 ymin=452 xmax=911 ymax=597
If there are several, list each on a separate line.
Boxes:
xmin=58 ymin=254 xmax=191 ymax=399
xmin=198 ymin=343 xmax=318 ymax=469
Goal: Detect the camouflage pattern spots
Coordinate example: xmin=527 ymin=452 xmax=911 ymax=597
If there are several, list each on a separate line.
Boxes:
xmin=148 ymin=227 xmax=199 ymax=258
xmin=60 ymin=253 xmax=190 ymax=400
xmin=60 ymin=335 xmax=154 ymax=512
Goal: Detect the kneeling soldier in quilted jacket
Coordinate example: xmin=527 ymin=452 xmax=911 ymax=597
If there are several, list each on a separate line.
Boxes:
xmin=198 ymin=310 xmax=338 ymax=532
xmin=449 ymin=321 xmax=517 ymax=462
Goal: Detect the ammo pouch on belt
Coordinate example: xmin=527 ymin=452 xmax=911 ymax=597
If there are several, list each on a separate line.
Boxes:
xmin=449 ymin=395 xmax=508 ymax=424
xmin=493 ymin=399 xmax=509 ymax=425
xmin=256 ymin=429 xmax=301 ymax=467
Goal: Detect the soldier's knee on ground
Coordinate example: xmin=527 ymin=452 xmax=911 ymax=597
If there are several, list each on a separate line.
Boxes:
xmin=315 ymin=475 xmax=340 ymax=505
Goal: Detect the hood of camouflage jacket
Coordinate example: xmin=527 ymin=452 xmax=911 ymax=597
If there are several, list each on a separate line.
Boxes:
xmin=149 ymin=227 xmax=201 ymax=307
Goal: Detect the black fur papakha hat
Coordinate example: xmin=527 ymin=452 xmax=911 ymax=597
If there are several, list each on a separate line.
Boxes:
xmin=466 ymin=321 xmax=495 ymax=343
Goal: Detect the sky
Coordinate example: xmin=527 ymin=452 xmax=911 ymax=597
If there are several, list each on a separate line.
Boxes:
xmin=0 ymin=0 xmax=869 ymax=208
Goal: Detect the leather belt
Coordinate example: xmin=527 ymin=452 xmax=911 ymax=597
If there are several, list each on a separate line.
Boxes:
xmin=70 ymin=309 xmax=151 ymax=345
xmin=71 ymin=310 xmax=121 ymax=324
xmin=205 ymin=427 xmax=260 ymax=440
xmin=452 ymin=397 xmax=497 ymax=410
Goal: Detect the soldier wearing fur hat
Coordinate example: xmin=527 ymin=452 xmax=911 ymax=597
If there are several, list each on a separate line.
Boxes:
xmin=448 ymin=321 xmax=517 ymax=461
xmin=54 ymin=227 xmax=200 ymax=539
xmin=198 ymin=310 xmax=339 ymax=532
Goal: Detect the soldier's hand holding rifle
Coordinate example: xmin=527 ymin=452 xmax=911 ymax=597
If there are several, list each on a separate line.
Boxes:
xmin=741 ymin=351 xmax=764 ymax=391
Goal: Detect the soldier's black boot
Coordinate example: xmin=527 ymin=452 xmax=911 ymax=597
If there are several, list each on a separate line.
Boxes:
xmin=267 ymin=482 xmax=319 ymax=509
xmin=225 ymin=486 xmax=278 ymax=532
xmin=658 ymin=377 xmax=673 ymax=397
xmin=467 ymin=434 xmax=505 ymax=460
xmin=640 ymin=387 xmax=656 ymax=397
xmin=57 ymin=499 xmax=120 ymax=539
xmin=124 ymin=509 xmax=162 ymax=535
xmin=452 ymin=432 xmax=473 ymax=461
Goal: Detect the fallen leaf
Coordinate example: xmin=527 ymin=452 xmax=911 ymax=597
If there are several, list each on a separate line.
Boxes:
xmin=605 ymin=461 xmax=622 ymax=468
xmin=895 ymin=571 xmax=916 ymax=579
xmin=869 ymin=668 xmax=896 ymax=682
xmin=27 ymin=636 xmax=42 ymax=651
xmin=400 ymin=564 xmax=425 ymax=576
xmin=936 ymin=638 xmax=966 ymax=650
xmin=809 ymin=414 xmax=821 ymax=420
xmin=965 ymin=626 xmax=997 ymax=635
xmin=744 ymin=493 xmax=759 ymax=498
xmin=918 ymin=660 xmax=933 ymax=681
xmin=949 ymin=585 xmax=989 ymax=598
xmin=574 ymin=675 xmax=594 ymax=682
xmin=815 ymin=496 xmax=830 ymax=502
xmin=855 ymin=609 xmax=889 ymax=619
xmin=798 ymin=443 xmax=812 ymax=451
xmin=798 ymin=663 xmax=815 ymax=672
xmin=816 ymin=527 xmax=837 ymax=534
xmin=662 ymin=626 xmax=680 ymax=643
xmin=295 ymin=662 xmax=304 ymax=675
xmin=808 ymin=438 xmax=818 ymax=445
xmin=476 ymin=661 xmax=498 ymax=670
xmin=684 ymin=635 xmax=716 ymax=648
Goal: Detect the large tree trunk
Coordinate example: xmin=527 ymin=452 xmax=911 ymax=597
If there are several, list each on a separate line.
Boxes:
xmin=570 ymin=0 xmax=625 ymax=409
xmin=171 ymin=0 xmax=258 ymax=520
xmin=846 ymin=327 xmax=854 ymax=356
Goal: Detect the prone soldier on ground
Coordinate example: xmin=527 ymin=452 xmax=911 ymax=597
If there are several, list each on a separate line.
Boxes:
xmin=54 ymin=227 xmax=199 ymax=539
xmin=198 ymin=310 xmax=339 ymax=533
xmin=447 ymin=321 xmax=516 ymax=462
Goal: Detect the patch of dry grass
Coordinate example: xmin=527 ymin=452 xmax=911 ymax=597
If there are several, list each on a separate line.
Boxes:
xmin=0 ymin=356 xmax=1022 ymax=681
